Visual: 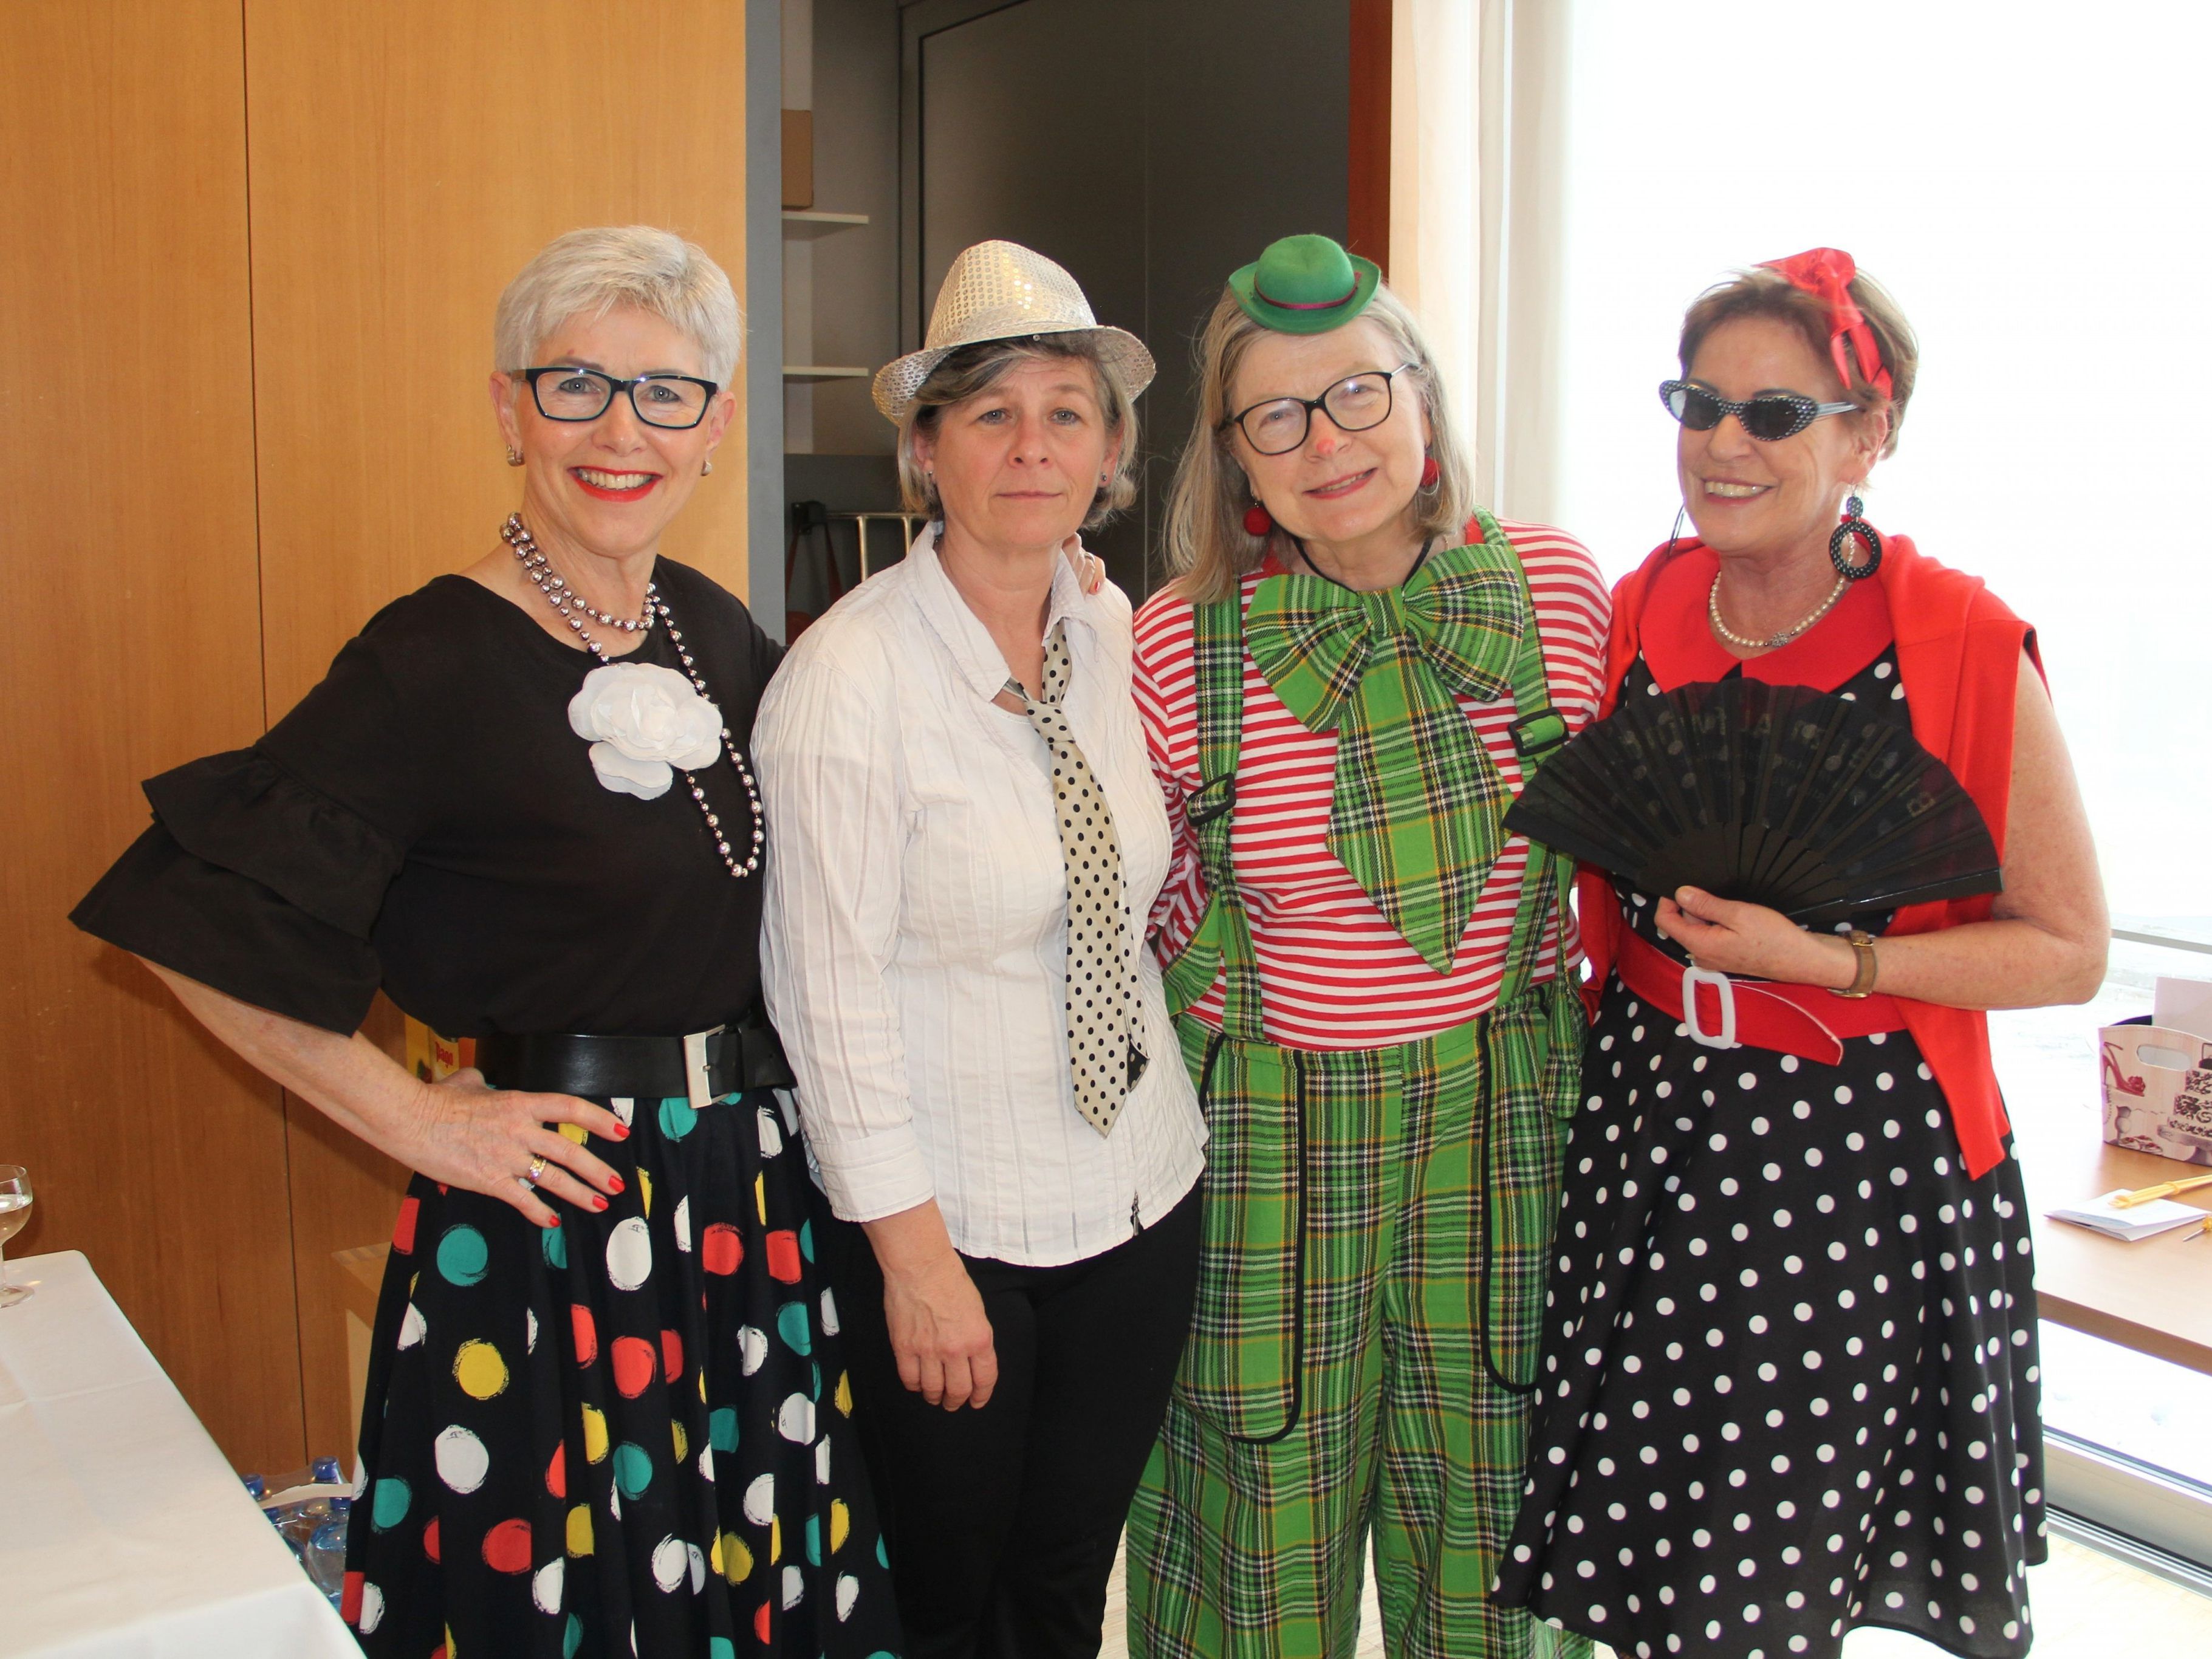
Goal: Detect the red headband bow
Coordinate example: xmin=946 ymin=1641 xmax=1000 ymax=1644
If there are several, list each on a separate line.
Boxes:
xmin=1759 ymin=247 xmax=1893 ymax=400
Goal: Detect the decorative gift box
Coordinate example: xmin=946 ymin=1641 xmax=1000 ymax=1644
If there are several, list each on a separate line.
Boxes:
xmin=2100 ymin=1016 xmax=2212 ymax=1166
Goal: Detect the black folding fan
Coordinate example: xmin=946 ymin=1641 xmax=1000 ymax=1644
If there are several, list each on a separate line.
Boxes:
xmin=1503 ymin=677 xmax=2001 ymax=924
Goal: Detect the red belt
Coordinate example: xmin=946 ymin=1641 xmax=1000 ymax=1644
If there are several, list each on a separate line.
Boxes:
xmin=1613 ymin=926 xmax=1906 ymax=1067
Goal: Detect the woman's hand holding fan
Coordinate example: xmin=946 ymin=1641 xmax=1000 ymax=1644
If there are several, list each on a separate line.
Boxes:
xmin=1502 ymin=676 xmax=2004 ymax=983
xmin=1653 ymin=886 xmax=1860 ymax=987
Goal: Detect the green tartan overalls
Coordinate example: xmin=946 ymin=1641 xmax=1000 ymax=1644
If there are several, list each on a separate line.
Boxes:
xmin=1126 ymin=515 xmax=1590 ymax=1659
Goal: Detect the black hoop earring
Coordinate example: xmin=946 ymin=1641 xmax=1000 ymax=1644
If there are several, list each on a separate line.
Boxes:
xmin=1662 ymin=504 xmax=1687 ymax=562
xmin=1829 ymin=494 xmax=1883 ymax=580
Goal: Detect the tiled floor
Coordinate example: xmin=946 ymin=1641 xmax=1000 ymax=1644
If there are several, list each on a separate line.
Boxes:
xmin=1094 ymin=1529 xmax=2212 ymax=1657
xmin=1844 ymin=1533 xmax=2212 ymax=1654
xmin=1094 ymin=1538 xmax=1388 ymax=1658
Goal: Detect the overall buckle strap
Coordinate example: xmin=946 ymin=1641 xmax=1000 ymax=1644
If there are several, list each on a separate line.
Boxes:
xmin=1186 ymin=774 xmax=1238 ymax=827
xmin=1508 ymin=706 xmax=1569 ymax=758
xmin=1485 ymin=506 xmax=1572 ymax=1016
xmin=1166 ymin=587 xmax=1268 ymax=1042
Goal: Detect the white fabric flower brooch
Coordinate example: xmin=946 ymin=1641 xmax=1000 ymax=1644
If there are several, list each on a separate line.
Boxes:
xmin=567 ymin=662 xmax=723 ymax=800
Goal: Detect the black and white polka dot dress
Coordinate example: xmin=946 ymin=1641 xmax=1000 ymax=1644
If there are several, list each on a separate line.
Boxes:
xmin=1492 ymin=646 xmax=2047 ymax=1659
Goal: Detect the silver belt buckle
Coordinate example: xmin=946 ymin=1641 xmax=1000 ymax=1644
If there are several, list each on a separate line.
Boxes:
xmin=1681 ymin=966 xmax=1739 ymax=1050
xmin=682 ymin=1024 xmax=726 ymax=1113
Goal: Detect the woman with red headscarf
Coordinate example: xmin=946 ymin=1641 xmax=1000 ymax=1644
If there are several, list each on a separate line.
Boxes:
xmin=1490 ymin=251 xmax=2106 ymax=1659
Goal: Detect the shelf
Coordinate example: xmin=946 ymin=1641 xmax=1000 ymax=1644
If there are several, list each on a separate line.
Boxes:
xmin=782 ymin=365 xmax=872 ymax=383
xmin=781 ymin=210 xmax=869 ymax=239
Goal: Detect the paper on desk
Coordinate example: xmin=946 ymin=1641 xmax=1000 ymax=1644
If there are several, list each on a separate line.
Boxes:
xmin=2046 ymin=1189 xmax=2210 ymax=1242
xmin=2152 ymin=976 xmax=2212 ymax=1042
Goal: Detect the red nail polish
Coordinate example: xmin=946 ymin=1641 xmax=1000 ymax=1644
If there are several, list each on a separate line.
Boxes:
xmin=594 ymin=1196 xmax=610 ymax=1212
xmin=608 ymin=1175 xmax=625 ymax=1194
xmin=612 ymin=1124 xmax=631 ymax=1141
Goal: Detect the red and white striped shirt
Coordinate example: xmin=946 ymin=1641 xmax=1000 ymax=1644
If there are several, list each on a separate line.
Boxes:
xmin=1133 ymin=521 xmax=1611 ymax=1050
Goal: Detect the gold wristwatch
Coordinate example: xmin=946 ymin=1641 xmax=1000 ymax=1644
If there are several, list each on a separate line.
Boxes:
xmin=1831 ymin=929 xmax=1878 ymax=999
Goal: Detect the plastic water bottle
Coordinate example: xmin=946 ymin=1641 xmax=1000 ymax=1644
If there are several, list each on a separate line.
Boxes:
xmin=242 ymin=1473 xmax=266 ymax=1500
xmin=303 ymin=1503 xmax=350 ymax=1606
xmin=310 ymin=1457 xmax=343 ymax=1486
xmin=270 ymin=1499 xmax=317 ymax=1550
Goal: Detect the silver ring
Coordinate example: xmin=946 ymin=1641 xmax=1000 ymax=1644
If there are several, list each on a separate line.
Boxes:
xmin=522 ymin=1152 xmax=549 ymax=1188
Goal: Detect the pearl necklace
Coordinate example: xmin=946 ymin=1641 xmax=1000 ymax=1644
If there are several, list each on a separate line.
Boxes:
xmin=1708 ymin=571 xmax=1847 ymax=653
xmin=504 ymin=514 xmax=764 ymax=880
xmin=502 ymin=513 xmax=657 ymax=634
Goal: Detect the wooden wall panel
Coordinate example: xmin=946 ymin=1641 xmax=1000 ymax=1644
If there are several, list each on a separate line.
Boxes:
xmin=0 ymin=0 xmax=306 ymax=1472
xmin=241 ymin=0 xmax=752 ymax=1465
xmin=244 ymin=0 xmax=752 ymax=717
xmin=291 ymin=998 xmax=415 ymax=1465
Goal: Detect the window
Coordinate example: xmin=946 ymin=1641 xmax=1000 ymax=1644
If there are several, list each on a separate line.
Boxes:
xmin=1547 ymin=0 xmax=2212 ymax=1604
xmin=1552 ymin=0 xmax=2212 ymax=929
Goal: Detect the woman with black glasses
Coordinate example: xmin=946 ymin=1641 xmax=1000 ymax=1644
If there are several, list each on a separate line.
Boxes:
xmin=1123 ymin=233 xmax=1609 ymax=1658
xmin=1490 ymin=250 xmax=2107 ymax=1659
xmin=71 ymin=227 xmax=903 ymax=1658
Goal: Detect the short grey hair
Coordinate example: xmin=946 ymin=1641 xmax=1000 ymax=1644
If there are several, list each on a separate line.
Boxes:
xmin=493 ymin=225 xmax=742 ymax=387
xmin=894 ymin=336 xmax=1140 ymax=530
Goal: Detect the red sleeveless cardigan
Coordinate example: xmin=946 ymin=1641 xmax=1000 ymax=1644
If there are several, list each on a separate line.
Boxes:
xmin=1575 ymin=535 xmax=2039 ymax=1179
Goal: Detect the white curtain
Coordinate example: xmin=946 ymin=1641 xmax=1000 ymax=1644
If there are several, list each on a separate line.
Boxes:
xmin=1388 ymin=0 xmax=1571 ymax=527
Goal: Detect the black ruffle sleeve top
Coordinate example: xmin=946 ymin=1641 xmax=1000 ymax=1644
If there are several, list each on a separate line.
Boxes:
xmin=72 ymin=561 xmax=781 ymax=1038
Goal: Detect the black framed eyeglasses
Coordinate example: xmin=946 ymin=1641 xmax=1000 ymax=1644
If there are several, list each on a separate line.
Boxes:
xmin=521 ymin=366 xmax=720 ymax=430
xmin=1225 ymin=363 xmax=1417 ymax=456
xmin=1659 ymin=379 xmax=1855 ymax=442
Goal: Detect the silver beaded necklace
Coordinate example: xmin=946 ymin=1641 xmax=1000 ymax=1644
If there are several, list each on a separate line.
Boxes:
xmin=502 ymin=513 xmax=764 ymax=880
xmin=503 ymin=511 xmax=657 ymax=634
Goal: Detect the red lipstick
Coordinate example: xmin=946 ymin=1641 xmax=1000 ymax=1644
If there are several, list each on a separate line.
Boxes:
xmin=570 ymin=468 xmax=662 ymax=502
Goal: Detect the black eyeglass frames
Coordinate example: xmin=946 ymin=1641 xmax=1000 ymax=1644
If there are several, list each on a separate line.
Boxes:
xmin=521 ymin=367 xmax=721 ymax=430
xmin=1659 ymin=379 xmax=1857 ymax=443
xmin=1225 ymin=364 xmax=1419 ymax=455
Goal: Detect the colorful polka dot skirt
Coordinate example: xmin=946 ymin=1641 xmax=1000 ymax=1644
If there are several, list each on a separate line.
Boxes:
xmin=342 ymin=1087 xmax=904 ymax=1657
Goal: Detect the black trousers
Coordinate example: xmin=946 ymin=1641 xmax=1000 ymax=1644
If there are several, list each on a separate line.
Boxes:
xmin=825 ymin=1188 xmax=1202 ymax=1659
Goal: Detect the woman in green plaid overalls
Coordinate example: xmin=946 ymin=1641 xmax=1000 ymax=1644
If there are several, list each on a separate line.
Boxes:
xmin=1123 ymin=237 xmax=1607 ymax=1659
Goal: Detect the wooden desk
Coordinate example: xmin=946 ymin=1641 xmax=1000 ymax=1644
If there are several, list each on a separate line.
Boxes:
xmin=2018 ymin=1109 xmax=2212 ymax=1375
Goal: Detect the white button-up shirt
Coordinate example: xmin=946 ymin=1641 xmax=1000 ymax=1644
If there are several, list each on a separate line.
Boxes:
xmin=755 ymin=527 xmax=1205 ymax=1267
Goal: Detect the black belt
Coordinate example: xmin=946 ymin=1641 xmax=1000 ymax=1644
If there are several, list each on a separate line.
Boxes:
xmin=476 ymin=1011 xmax=795 ymax=1101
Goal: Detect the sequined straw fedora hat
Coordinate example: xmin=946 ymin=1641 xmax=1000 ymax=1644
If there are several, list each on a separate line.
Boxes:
xmin=871 ymin=240 xmax=1157 ymax=423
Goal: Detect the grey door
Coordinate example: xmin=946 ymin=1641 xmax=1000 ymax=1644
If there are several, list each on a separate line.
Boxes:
xmin=904 ymin=0 xmax=1351 ymax=598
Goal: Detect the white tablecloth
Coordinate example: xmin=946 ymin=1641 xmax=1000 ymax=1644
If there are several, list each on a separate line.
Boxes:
xmin=0 ymin=1251 xmax=360 ymax=1658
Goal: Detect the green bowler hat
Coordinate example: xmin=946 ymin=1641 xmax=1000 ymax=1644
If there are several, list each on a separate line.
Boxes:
xmin=1228 ymin=233 xmax=1382 ymax=335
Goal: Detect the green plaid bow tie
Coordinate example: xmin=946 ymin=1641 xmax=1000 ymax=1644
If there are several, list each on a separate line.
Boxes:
xmin=1244 ymin=533 xmax=1532 ymax=973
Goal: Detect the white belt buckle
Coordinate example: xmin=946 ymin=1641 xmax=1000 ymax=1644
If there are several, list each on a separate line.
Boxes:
xmin=1681 ymin=966 xmax=1739 ymax=1050
xmin=682 ymin=1024 xmax=725 ymax=1113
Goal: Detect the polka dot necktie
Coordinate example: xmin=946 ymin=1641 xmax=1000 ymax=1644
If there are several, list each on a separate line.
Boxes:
xmin=1004 ymin=624 xmax=1148 ymax=1136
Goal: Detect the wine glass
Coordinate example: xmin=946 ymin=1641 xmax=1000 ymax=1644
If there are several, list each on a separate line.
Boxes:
xmin=0 ymin=1166 xmax=32 ymax=1307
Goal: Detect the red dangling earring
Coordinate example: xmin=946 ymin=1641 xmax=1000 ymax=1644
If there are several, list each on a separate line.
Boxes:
xmin=1244 ymin=501 xmax=1275 ymax=536
xmin=1419 ymin=454 xmax=1442 ymax=490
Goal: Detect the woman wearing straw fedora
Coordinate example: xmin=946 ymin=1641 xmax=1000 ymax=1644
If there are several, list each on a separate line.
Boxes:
xmin=756 ymin=241 xmax=1207 ymax=1659
xmin=1123 ymin=234 xmax=1610 ymax=1658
